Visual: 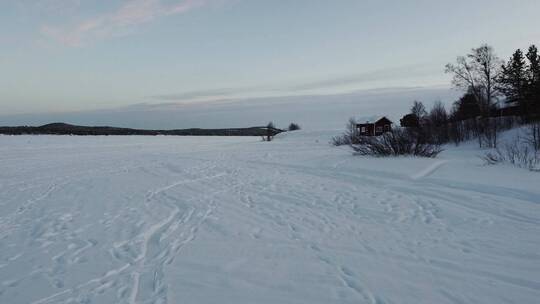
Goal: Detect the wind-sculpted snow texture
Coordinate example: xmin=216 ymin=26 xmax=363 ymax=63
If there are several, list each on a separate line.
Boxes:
xmin=0 ymin=132 xmax=539 ymax=304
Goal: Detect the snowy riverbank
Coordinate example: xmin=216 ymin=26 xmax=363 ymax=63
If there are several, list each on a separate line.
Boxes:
xmin=1 ymin=132 xmax=539 ymax=304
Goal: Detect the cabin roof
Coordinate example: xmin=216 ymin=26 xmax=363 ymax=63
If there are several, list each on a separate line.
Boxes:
xmin=357 ymin=116 xmax=393 ymax=125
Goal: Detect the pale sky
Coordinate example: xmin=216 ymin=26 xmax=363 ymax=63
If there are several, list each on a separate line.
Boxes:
xmin=1 ymin=0 xmax=539 ymax=115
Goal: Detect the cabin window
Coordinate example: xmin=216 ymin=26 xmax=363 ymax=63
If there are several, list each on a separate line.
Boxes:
xmin=384 ymin=124 xmax=391 ymax=131
xmin=361 ymin=127 xmax=366 ymax=133
xmin=376 ymin=126 xmax=382 ymax=133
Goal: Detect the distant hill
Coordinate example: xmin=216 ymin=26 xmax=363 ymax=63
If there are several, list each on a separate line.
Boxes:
xmin=0 ymin=123 xmax=283 ymax=137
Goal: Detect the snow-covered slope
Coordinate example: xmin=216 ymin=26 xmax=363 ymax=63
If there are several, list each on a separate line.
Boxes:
xmin=0 ymin=132 xmax=539 ymax=304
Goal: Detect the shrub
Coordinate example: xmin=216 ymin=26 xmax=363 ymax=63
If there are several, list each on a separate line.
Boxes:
xmin=331 ymin=134 xmax=352 ymax=146
xmin=288 ymin=123 xmax=301 ymax=131
xmin=524 ymin=122 xmax=540 ymax=152
xmin=481 ymin=129 xmax=540 ymax=171
xmin=331 ymin=118 xmax=359 ymax=146
xmin=351 ymin=128 xmax=442 ymax=158
xmin=482 ymin=144 xmax=539 ymax=171
xmin=400 ymin=113 xmax=420 ymax=128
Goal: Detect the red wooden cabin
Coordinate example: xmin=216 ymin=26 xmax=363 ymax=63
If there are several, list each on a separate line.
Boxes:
xmin=356 ymin=117 xmax=393 ymax=136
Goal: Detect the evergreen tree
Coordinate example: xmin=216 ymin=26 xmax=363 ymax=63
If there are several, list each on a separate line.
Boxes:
xmin=498 ymin=49 xmax=528 ymax=104
xmin=400 ymin=114 xmax=420 ymax=128
xmin=527 ymin=45 xmax=540 ymax=84
xmin=526 ymin=45 xmax=540 ymax=116
xmin=452 ymin=88 xmax=481 ymax=120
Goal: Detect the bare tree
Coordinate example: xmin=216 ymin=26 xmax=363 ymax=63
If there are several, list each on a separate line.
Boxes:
xmin=410 ymin=101 xmax=427 ymax=120
xmin=446 ymin=44 xmax=502 ymax=147
xmin=262 ymin=121 xmax=276 ymax=142
xmin=445 ymin=44 xmax=502 ymax=114
xmin=427 ymin=101 xmax=449 ymax=144
xmin=429 ymin=101 xmax=448 ymax=125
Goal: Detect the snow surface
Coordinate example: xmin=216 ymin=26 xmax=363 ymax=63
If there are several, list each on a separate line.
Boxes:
xmin=0 ymin=132 xmax=539 ymax=304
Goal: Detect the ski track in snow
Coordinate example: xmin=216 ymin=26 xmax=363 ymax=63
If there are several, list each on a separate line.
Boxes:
xmin=0 ymin=134 xmax=539 ymax=304
xmin=410 ymin=160 xmax=448 ymax=180
xmin=27 ymin=165 xmax=238 ymax=304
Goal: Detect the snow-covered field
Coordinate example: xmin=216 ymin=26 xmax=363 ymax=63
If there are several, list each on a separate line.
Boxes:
xmin=1 ymin=131 xmax=539 ymax=304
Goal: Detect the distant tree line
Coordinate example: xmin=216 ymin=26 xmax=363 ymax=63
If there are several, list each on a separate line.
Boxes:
xmin=400 ymin=43 xmax=540 ymax=148
xmin=334 ymin=43 xmax=539 ymax=160
xmin=1 ymin=121 xmax=303 ymax=139
xmin=0 ymin=122 xmax=286 ymax=137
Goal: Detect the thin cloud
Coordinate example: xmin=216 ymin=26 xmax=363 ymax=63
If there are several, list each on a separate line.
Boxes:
xmin=152 ymin=87 xmax=251 ymax=101
xmin=40 ymin=0 xmax=208 ymax=46
xmin=151 ymin=64 xmax=441 ymax=102
xmin=286 ymin=64 xmax=436 ymax=92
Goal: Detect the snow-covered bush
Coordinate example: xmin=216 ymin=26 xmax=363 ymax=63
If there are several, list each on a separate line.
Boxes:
xmin=331 ymin=118 xmax=359 ymax=146
xmin=482 ymin=124 xmax=540 ymax=171
xmin=351 ymin=128 xmax=442 ymax=158
xmin=331 ymin=134 xmax=353 ymax=146
xmin=482 ymin=143 xmax=539 ymax=170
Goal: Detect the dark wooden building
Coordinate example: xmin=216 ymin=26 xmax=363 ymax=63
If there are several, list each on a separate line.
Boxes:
xmin=357 ymin=117 xmax=393 ymax=136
